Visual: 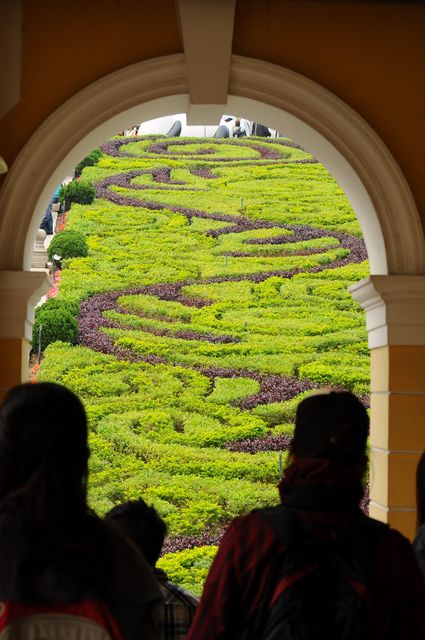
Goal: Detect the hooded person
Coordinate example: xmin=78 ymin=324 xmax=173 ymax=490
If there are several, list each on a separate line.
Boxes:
xmin=186 ymin=389 xmax=425 ymax=640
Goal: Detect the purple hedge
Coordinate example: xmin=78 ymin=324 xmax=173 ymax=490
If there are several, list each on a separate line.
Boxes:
xmin=99 ymin=136 xmax=317 ymax=164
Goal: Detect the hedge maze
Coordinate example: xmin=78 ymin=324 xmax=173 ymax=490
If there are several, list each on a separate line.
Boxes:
xmin=38 ymin=135 xmax=370 ymax=594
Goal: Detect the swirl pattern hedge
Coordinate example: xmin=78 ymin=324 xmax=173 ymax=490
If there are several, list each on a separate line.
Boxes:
xmin=38 ymin=135 xmax=370 ymax=593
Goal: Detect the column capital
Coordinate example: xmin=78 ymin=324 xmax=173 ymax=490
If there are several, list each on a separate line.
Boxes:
xmin=0 ymin=270 xmax=50 ymax=340
xmin=349 ymin=275 xmax=425 ymax=348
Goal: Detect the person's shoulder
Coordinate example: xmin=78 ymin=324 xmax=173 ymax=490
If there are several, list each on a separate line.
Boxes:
xmin=230 ymin=509 xmax=276 ymax=527
xmin=360 ymin=515 xmax=407 ymax=546
xmin=158 ymin=577 xmax=199 ymax=608
xmin=222 ymin=510 xmax=273 ymax=537
xmin=219 ymin=508 xmax=281 ymax=554
xmin=376 ymin=520 xmax=410 ymax=545
xmin=97 ymin=518 xmax=161 ymax=605
xmin=365 ymin=516 xmax=419 ymax=564
xmin=414 ymin=523 xmax=425 ymax=545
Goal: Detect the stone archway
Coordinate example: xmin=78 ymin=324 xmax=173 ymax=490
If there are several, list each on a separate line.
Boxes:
xmin=0 ymin=54 xmax=424 ymax=537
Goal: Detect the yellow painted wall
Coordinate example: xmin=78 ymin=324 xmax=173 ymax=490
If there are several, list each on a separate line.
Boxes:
xmin=371 ymin=345 xmax=425 ymax=393
xmin=369 ymin=344 xmax=425 ymax=540
xmin=0 ymin=338 xmax=29 ymax=398
xmin=0 ymin=0 xmax=182 ymax=180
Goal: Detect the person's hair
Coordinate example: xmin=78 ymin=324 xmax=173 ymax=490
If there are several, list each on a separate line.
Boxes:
xmin=0 ymin=383 xmax=115 ymax=601
xmin=0 ymin=382 xmax=90 ymax=534
xmin=292 ymin=390 xmax=369 ymax=468
xmin=105 ymin=498 xmax=167 ymax=566
xmin=416 ymin=451 xmax=425 ymax=528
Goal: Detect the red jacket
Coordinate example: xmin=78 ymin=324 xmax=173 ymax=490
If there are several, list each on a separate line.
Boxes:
xmin=186 ymin=459 xmax=425 ymax=639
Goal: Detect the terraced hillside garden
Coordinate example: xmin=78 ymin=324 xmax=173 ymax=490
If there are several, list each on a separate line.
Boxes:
xmin=37 ymin=134 xmax=370 ymax=595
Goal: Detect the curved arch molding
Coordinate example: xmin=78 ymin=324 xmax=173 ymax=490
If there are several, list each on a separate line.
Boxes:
xmin=0 ymin=53 xmax=423 ymax=274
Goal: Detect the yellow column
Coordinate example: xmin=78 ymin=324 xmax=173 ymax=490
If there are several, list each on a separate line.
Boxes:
xmin=0 ymin=270 xmax=50 ymax=401
xmin=350 ymin=275 xmax=425 ymax=540
xmin=0 ymin=338 xmax=29 ymax=402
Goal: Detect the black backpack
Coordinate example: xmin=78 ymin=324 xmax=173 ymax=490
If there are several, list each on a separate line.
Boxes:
xmin=243 ymin=506 xmax=388 ymax=640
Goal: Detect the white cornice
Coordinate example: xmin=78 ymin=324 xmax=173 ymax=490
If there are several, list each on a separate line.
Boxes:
xmin=350 ymin=275 xmax=425 ymax=347
xmin=0 ymin=270 xmax=50 ymax=340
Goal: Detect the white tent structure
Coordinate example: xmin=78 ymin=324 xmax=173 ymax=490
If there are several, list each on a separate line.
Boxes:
xmin=136 ymin=113 xmax=230 ymax=137
xmin=133 ymin=114 xmax=276 ymax=138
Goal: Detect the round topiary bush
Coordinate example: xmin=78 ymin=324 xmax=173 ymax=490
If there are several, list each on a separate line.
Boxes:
xmin=47 ymin=229 xmax=89 ymax=261
xmin=34 ymin=297 xmax=80 ymax=318
xmin=32 ymin=308 xmax=78 ymax=352
xmin=59 ymin=180 xmax=95 ymax=207
xmin=75 ymin=148 xmax=102 ymax=178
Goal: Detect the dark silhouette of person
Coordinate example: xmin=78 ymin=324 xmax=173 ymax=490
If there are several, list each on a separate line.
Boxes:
xmin=413 ymin=451 xmax=425 ymax=578
xmin=187 ymin=390 xmax=425 ymax=639
xmin=40 ymin=197 xmax=54 ymax=235
xmin=0 ymin=382 xmax=161 ymax=639
xmin=105 ymin=499 xmax=198 ymax=640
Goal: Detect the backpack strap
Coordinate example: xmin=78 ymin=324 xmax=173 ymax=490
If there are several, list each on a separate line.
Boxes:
xmin=241 ymin=507 xmax=306 ymax=639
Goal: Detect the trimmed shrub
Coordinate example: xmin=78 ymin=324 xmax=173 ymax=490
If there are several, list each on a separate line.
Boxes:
xmin=32 ymin=308 xmax=78 ymax=352
xmin=253 ymin=397 xmax=303 ymax=426
xmin=75 ymin=149 xmax=102 ymax=178
xmin=59 ymin=180 xmax=95 ymax=207
xmin=34 ymin=297 xmax=80 ymax=317
xmin=157 ymin=546 xmax=218 ymax=597
xmin=47 ymin=230 xmax=89 ymax=261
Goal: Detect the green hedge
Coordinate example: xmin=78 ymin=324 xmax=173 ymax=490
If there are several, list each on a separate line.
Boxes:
xmin=47 ymin=229 xmax=89 ymax=261
xmin=75 ymin=149 xmax=103 ymax=178
xmin=32 ymin=308 xmax=78 ymax=352
xmin=157 ymin=546 xmax=218 ymax=597
xmin=59 ymin=180 xmax=95 ymax=207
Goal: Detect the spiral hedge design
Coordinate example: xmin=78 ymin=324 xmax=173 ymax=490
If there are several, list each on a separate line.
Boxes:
xmin=100 ymin=136 xmax=317 ymax=162
xmin=80 ymin=140 xmax=366 ymax=410
xmin=39 ymin=135 xmax=370 ymax=588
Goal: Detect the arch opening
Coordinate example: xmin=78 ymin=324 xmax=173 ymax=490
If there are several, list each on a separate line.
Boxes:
xmin=0 ymin=54 xmax=423 ymax=275
xmin=1 ymin=54 xmax=424 ymax=541
xmin=30 ymin=95 xmax=386 ymax=274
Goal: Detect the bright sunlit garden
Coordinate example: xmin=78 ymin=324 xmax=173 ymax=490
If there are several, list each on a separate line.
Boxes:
xmin=35 ymin=133 xmax=369 ymax=594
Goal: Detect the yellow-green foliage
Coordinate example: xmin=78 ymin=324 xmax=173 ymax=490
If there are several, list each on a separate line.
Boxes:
xmin=39 ymin=135 xmax=370 ymax=593
xmin=157 ymin=546 xmax=218 ymax=597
